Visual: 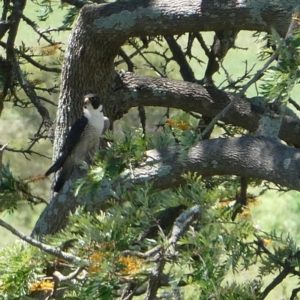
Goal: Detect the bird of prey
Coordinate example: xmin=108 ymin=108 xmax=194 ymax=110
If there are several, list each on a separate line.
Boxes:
xmin=45 ymin=93 xmax=105 ymax=192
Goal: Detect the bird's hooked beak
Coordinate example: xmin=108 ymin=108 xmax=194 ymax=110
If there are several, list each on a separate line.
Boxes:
xmin=84 ymin=97 xmax=90 ymax=108
xmin=84 ymin=97 xmax=103 ymax=112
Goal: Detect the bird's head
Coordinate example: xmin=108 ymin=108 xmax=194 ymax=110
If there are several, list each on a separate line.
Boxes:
xmin=84 ymin=94 xmax=103 ymax=112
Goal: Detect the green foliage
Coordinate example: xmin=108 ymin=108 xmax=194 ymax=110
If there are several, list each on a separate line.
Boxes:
xmin=62 ymin=6 xmax=80 ymax=27
xmin=0 ymin=163 xmax=35 ymax=213
xmin=3 ymin=118 xmax=300 ymax=298
xmin=0 ymin=242 xmax=41 ymax=298
xmin=35 ymin=0 xmax=54 ymax=21
xmin=75 ymin=119 xmax=200 ymax=196
xmin=75 ymin=127 xmax=149 ymax=195
xmin=1 ymin=163 xmax=300 ymax=298
xmin=260 ymin=28 xmax=300 ymax=104
xmin=2 ymin=1 xmax=300 ymax=298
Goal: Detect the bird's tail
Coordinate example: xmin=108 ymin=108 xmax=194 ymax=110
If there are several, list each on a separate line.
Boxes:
xmin=45 ymin=153 xmax=67 ymax=176
xmin=54 ymin=170 xmax=68 ymax=192
xmin=53 ymin=163 xmax=74 ymax=192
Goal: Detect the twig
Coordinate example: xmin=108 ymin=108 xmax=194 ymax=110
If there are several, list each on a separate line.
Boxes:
xmin=1 ymin=0 xmax=10 ymax=20
xmin=125 ymin=205 xmax=201 ymax=299
xmin=20 ymin=13 xmax=58 ymax=45
xmin=289 ymin=98 xmax=300 ymax=111
xmin=231 ymin=176 xmax=248 ymax=220
xmin=0 ymin=143 xmax=8 ymax=171
xmin=14 ymin=61 xmax=52 ymax=130
xmin=186 ymin=32 xmax=195 ymax=58
xmin=290 ymin=287 xmax=300 ymax=300
xmin=38 ymin=96 xmax=58 ymax=106
xmin=143 ymin=48 xmax=171 ymax=75
xmin=53 ymin=267 xmax=85 ymax=282
xmin=138 ymin=106 xmax=146 ymax=136
xmin=115 ymin=41 xmax=151 ymax=66
xmin=145 ymin=249 xmax=166 ymax=299
xmin=40 ymin=26 xmax=72 ymax=34
xmin=61 ymin=0 xmax=86 ymax=8
xmin=220 ymin=61 xmax=256 ymax=91
xmin=259 ymin=267 xmax=290 ymax=299
xmin=169 ymin=205 xmax=201 ymax=244
xmin=20 ymin=187 xmax=49 ymax=205
xmin=34 ymin=84 xmax=60 ymax=94
xmin=0 ymin=144 xmax=8 ymax=152
xmin=6 ymin=146 xmax=51 ymax=159
xmin=20 ymin=52 xmax=62 ymax=73
xmin=121 ymin=250 xmax=150 ymax=259
xmin=0 ymin=218 xmax=83 ymax=264
xmin=194 ymin=32 xmax=211 ymax=57
xmin=118 ymin=47 xmax=134 ymax=72
xmin=122 ymin=206 xmax=201 ymax=263
xmin=200 ymin=51 xmax=278 ymax=139
xmin=128 ymin=40 xmax=166 ymax=78
xmin=0 ymin=40 xmax=61 ymax=73
xmin=164 ymin=35 xmax=195 ymax=82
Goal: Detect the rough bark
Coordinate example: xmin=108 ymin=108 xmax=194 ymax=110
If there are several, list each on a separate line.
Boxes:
xmin=54 ymin=0 xmax=295 ymax=158
xmin=111 ymin=71 xmax=300 ymax=147
xmin=35 ymin=0 xmax=300 ymax=235
xmin=32 ymin=136 xmax=300 ymax=237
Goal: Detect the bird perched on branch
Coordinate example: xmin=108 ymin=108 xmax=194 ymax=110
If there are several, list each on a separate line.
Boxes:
xmin=45 ymin=93 xmax=106 ymax=192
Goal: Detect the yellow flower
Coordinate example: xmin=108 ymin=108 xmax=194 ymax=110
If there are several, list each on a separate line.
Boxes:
xmin=165 ymin=119 xmax=189 ymax=130
xmin=117 ymin=255 xmax=143 ymax=275
xmin=240 ymin=208 xmax=250 ymax=218
xmin=262 ymin=239 xmax=272 ymax=246
xmin=165 ymin=118 xmax=175 ymax=126
xmin=88 ymin=251 xmax=110 ymax=273
xmin=28 ymin=279 xmax=54 ymax=292
xmin=176 ymin=121 xmax=188 ymax=130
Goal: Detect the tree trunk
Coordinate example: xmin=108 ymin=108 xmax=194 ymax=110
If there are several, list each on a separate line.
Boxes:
xmin=33 ymin=0 xmax=299 ymax=236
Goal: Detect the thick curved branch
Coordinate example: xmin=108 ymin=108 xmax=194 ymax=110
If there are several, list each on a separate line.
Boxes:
xmin=56 ymin=0 xmax=296 ymax=150
xmin=124 ymin=136 xmax=300 ymax=190
xmin=56 ymin=0 xmax=293 ymax=151
xmin=83 ymin=0 xmax=291 ymax=38
xmin=46 ymin=0 xmax=299 ymax=230
xmin=54 ymin=0 xmax=296 ymax=160
xmin=111 ymin=71 xmax=300 ymax=147
xmin=32 ymin=136 xmax=300 ymax=236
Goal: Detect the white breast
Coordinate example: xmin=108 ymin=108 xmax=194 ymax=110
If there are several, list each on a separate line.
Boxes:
xmin=83 ymin=108 xmax=104 ymax=135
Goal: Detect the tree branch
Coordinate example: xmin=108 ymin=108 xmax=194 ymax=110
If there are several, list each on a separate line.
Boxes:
xmin=200 ymin=49 xmax=278 ymax=138
xmin=111 ymin=71 xmax=300 ymax=147
xmin=32 ymin=135 xmax=300 ymax=236
xmin=169 ymin=205 xmax=201 ymax=244
xmin=3 ymin=0 xmax=26 ymax=97
xmin=0 ymin=218 xmax=83 ymax=263
xmin=83 ymin=0 xmax=290 ymax=38
xmin=20 ymin=52 xmax=62 ymax=73
xmin=164 ymin=35 xmax=195 ymax=82
xmin=14 ymin=61 xmax=52 ymax=130
xmin=20 ymin=13 xmax=59 ymax=45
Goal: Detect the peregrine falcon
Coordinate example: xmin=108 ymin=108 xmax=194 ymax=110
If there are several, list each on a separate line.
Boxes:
xmin=45 ymin=94 xmax=105 ymax=192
